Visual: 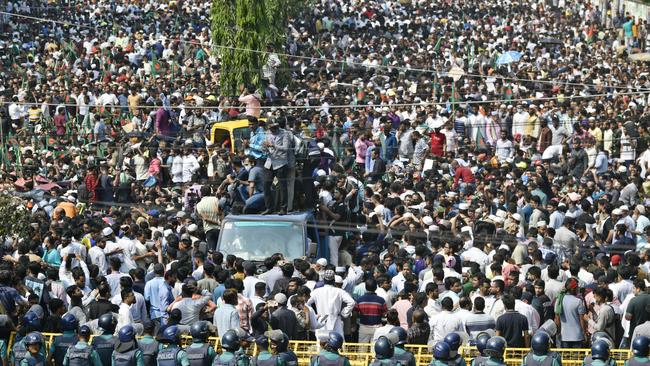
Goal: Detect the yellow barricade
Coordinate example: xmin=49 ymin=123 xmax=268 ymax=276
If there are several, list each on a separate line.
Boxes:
xmin=8 ymin=333 xmax=633 ymax=366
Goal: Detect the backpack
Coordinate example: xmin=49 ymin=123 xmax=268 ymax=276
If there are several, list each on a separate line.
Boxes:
xmin=607 ymin=304 xmax=625 ymax=346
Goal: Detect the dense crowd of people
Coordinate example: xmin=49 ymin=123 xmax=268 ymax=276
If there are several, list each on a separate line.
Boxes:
xmin=2 ymin=0 xmax=650 ymax=364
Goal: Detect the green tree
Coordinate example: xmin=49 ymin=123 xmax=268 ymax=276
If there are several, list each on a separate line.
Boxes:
xmin=211 ymin=0 xmax=303 ymax=95
xmin=0 ymin=195 xmax=32 ymax=240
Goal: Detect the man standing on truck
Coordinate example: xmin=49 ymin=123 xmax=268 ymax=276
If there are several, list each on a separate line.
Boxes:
xmin=245 ymin=116 xmax=267 ymax=162
xmin=262 ymin=119 xmax=291 ymax=215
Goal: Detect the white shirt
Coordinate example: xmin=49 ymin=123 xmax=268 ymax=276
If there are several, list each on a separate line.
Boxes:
xmin=97 ymin=92 xmax=119 ymax=107
xmin=181 ymin=154 xmax=200 ymax=183
xmin=192 ymin=265 xmax=204 ymax=281
xmin=171 ymin=156 xmax=184 ymax=183
xmin=429 ymin=310 xmax=465 ymax=343
xmin=243 ymin=276 xmax=266 ymax=299
xmin=8 ymin=103 xmax=23 ymax=120
xmin=58 ymin=259 xmax=90 ymax=289
xmin=512 ymin=111 xmax=529 ymax=137
xmin=105 ymin=272 xmax=130 ymax=298
xmin=461 ymin=247 xmax=489 ymax=272
xmin=88 ymin=246 xmax=107 ymax=275
xmin=578 ymin=268 xmax=595 ymax=286
xmin=306 ymin=284 xmax=355 ymax=335
xmin=376 ymin=287 xmax=393 ymax=309
xmin=544 ymin=278 xmax=565 ymax=303
xmin=391 ymin=273 xmax=406 ymax=293
xmin=116 ymin=302 xmax=134 ymax=334
xmin=610 ymin=280 xmax=634 ymax=304
xmin=372 ymin=324 xmax=395 ymax=343
xmin=77 ymin=93 xmax=89 ymax=115
xmin=515 ymin=300 xmax=540 ymax=333
xmin=115 ymin=237 xmax=138 ymax=272
xmin=424 ymin=298 xmax=441 ymax=319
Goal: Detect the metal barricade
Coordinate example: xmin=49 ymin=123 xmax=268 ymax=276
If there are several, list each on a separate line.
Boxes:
xmin=6 ymin=332 xmax=634 ymax=366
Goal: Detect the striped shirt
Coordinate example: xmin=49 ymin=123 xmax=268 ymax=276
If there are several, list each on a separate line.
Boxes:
xmin=196 ymin=196 xmax=220 ymax=232
xmin=354 ymin=293 xmax=387 ymax=326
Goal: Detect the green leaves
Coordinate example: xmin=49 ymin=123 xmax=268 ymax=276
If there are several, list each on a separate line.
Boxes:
xmin=0 ymin=195 xmax=32 ymax=240
xmin=211 ymin=0 xmax=306 ymax=95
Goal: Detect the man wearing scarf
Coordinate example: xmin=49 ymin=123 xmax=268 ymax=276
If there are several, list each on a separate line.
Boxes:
xmin=555 ymin=277 xmax=588 ymax=348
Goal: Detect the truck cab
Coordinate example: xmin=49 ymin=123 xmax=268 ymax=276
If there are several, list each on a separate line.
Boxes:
xmin=216 ymin=212 xmax=326 ymax=263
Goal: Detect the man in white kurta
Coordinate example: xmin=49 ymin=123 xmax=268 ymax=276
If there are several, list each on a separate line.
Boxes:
xmin=306 ymin=270 xmax=355 ymax=337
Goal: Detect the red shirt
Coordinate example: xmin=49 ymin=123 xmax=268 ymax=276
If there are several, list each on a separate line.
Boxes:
xmin=429 ymin=131 xmax=445 ymax=157
xmin=454 ymin=166 xmax=476 ymax=185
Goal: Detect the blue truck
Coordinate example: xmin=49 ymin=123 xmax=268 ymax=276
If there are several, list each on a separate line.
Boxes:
xmin=216 ymin=212 xmax=328 ymax=262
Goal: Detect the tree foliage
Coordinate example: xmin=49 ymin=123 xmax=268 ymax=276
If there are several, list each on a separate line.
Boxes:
xmin=0 ymin=195 xmax=32 ymax=240
xmin=211 ymin=0 xmax=304 ymax=95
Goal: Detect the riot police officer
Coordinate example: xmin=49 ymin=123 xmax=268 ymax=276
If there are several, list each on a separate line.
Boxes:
xmin=186 ymin=321 xmax=216 ymax=366
xmin=444 ymin=332 xmax=466 ymax=366
xmin=112 ymin=325 xmax=145 ymax=366
xmin=49 ymin=313 xmax=79 ymax=366
xmin=138 ymin=321 xmax=159 ymax=366
xmin=470 ymin=332 xmax=491 ymax=366
xmin=388 ymin=327 xmax=415 ymax=366
xmin=92 ymin=313 xmax=118 ymax=366
xmin=483 ymin=336 xmax=507 ymax=366
xmin=522 ymin=332 xmax=561 ymax=366
xmin=430 ymin=342 xmax=451 ymax=366
xmin=583 ymin=340 xmax=612 ymax=366
xmin=63 ymin=325 xmax=102 ymax=366
xmin=370 ymin=336 xmax=400 ymax=366
xmin=626 ymin=336 xmax=650 ymax=366
xmin=157 ymin=325 xmax=190 ymax=366
xmin=254 ymin=336 xmax=274 ymax=366
xmin=583 ymin=333 xmax=616 ymax=366
xmin=213 ymin=330 xmax=250 ymax=366
xmin=234 ymin=328 xmax=255 ymax=360
xmin=11 ymin=326 xmax=45 ymax=366
xmin=277 ymin=334 xmax=297 ymax=366
xmin=19 ymin=333 xmax=45 ymax=366
xmin=14 ymin=312 xmax=41 ymax=344
xmin=258 ymin=330 xmax=286 ymax=366
xmin=310 ymin=332 xmax=349 ymax=366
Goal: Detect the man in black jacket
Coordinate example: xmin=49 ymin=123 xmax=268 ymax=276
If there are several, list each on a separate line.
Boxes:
xmin=270 ymin=293 xmax=299 ymax=340
xmin=366 ymin=148 xmax=386 ymax=183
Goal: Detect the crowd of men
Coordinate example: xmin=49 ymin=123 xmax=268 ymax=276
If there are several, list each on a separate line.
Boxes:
xmin=3 ymin=0 xmax=650 ymax=364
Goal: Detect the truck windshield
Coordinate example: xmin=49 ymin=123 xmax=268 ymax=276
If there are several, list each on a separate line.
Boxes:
xmin=218 ymin=221 xmax=305 ymax=261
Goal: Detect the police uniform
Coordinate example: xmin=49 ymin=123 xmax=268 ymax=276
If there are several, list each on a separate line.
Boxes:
xmin=483 ymin=357 xmax=508 ymax=366
xmin=157 ymin=343 xmax=190 ymax=366
xmin=112 ymin=346 xmax=145 ymax=366
xmin=310 ymin=350 xmax=350 ymax=366
xmin=370 ymin=359 xmax=401 ymax=366
xmin=213 ymin=350 xmax=251 ymax=366
xmin=279 ymin=350 xmax=298 ymax=366
xmin=625 ymin=356 xmax=650 ymax=366
xmin=185 ymin=342 xmax=216 ymax=366
xmin=138 ymin=335 xmax=160 ymax=366
xmin=0 ymin=339 xmax=7 ymax=363
xmin=393 ymin=347 xmax=416 ymax=366
xmin=19 ymin=352 xmax=46 ymax=366
xmin=11 ymin=339 xmax=45 ymax=366
xmin=521 ymin=353 xmax=561 ymax=366
xmin=583 ymin=357 xmax=617 ymax=366
xmin=62 ymin=341 xmax=103 ymax=366
xmin=429 ymin=361 xmax=449 ymax=366
xmin=50 ymin=331 xmax=79 ymax=366
xmin=471 ymin=356 xmax=489 ymax=366
xmin=255 ymin=351 xmax=286 ymax=366
xmin=91 ymin=333 xmax=117 ymax=366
